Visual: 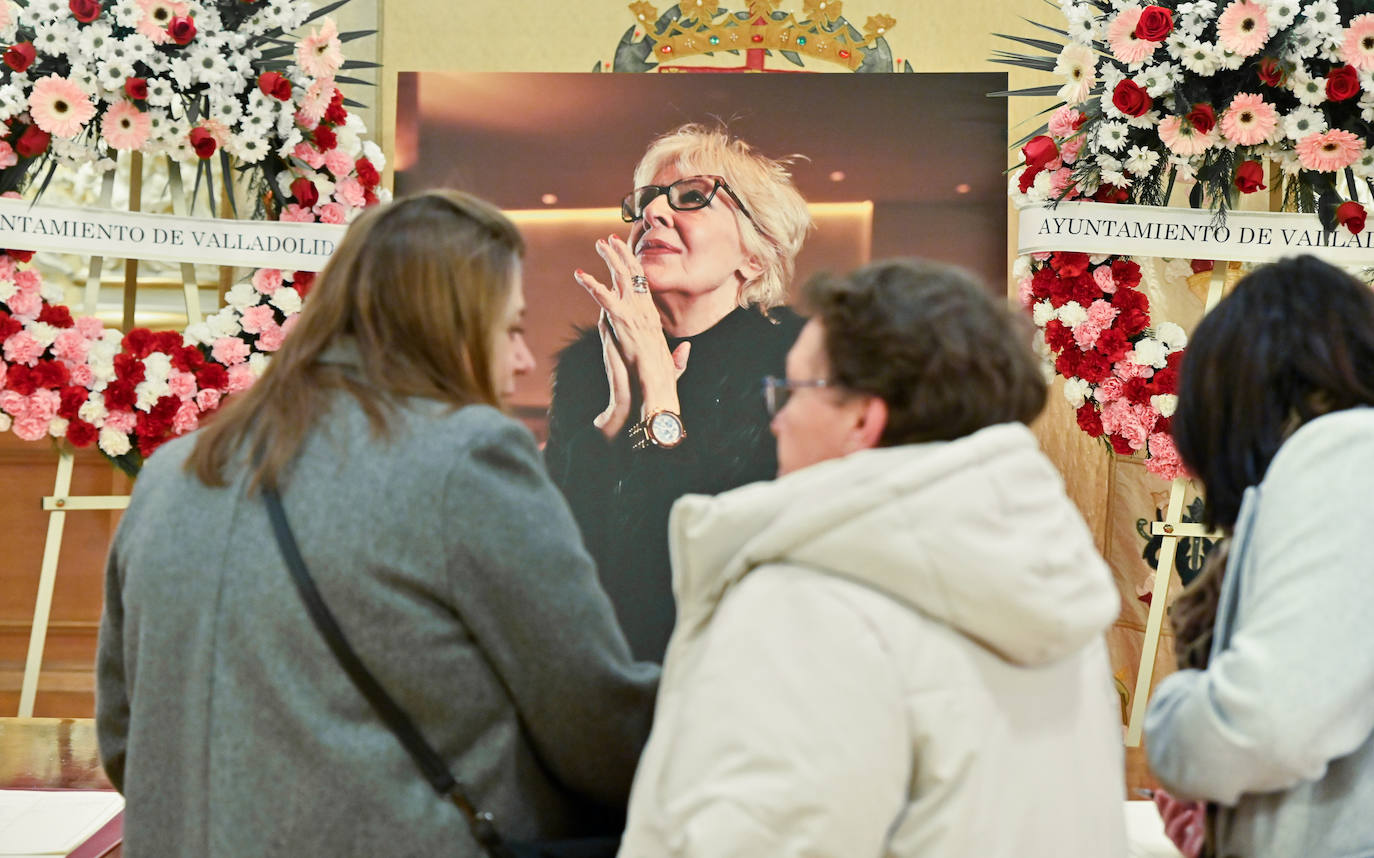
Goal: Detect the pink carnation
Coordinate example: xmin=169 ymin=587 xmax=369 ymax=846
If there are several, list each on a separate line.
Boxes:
xmin=332 ymin=177 xmax=365 ymax=208
xmin=211 ymin=336 xmax=250 ymax=365
xmin=252 ymin=269 xmax=283 ymax=295
xmin=172 ymin=400 xmax=199 ymax=434
xmin=28 ymin=388 xmax=60 ymax=420
xmin=323 ymin=148 xmax=354 ymax=177
xmin=0 ymin=360 xmax=6 ymax=388
xmin=1047 ymin=106 xmax=1085 ymax=138
xmin=103 ymin=409 xmax=136 ymax=433
xmin=13 ymin=416 xmax=49 ymax=440
xmin=256 ymin=323 xmax=286 ymax=352
xmin=280 ymin=204 xmax=316 ymax=223
xmin=1145 ymin=432 xmax=1187 ymax=480
xmin=1073 ymin=320 xmax=1104 ymax=351
xmin=7 ymin=290 xmax=41 ymax=318
xmin=194 ymin=388 xmax=221 ymax=411
xmin=53 ymin=329 xmax=91 ymax=364
xmin=69 ymin=364 xmax=93 ymax=386
xmin=75 ymin=316 xmax=106 ymax=338
xmin=1086 ymin=298 xmax=1119 ymax=327
xmin=1114 ymin=358 xmax=1155 ymax=380
xmin=317 ymin=202 xmax=347 ymax=224
xmin=168 ymin=369 xmax=197 ymax=400
xmin=1092 ymin=265 xmax=1118 ymax=294
xmin=0 ymin=389 xmax=24 ymax=414
xmin=281 ymin=314 xmax=300 ymax=337
xmin=1017 ymin=275 xmax=1034 ymax=308
xmin=0 ymin=141 xmax=16 ymax=170
xmin=1059 ymin=135 xmax=1085 ymax=165
xmin=226 ymin=364 xmax=256 ymax=393
xmin=1049 ymin=168 xmax=1078 ymax=197
xmin=239 ymin=304 xmax=276 ymax=334
xmin=3 ymin=331 xmax=44 ymax=365
xmin=13 ymin=270 xmax=39 ymax=290
xmin=292 ymin=142 xmax=326 ymax=170
xmin=1095 ymin=376 xmax=1126 ymax=403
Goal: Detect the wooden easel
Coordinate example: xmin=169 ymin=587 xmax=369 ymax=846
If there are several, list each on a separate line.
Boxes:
xmin=17 ymin=153 xmax=225 ymax=717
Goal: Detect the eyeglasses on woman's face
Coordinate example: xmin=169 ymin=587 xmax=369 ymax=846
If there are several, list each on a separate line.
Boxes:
xmin=762 ymin=375 xmax=836 ymax=417
xmin=621 ymin=174 xmax=758 ymax=228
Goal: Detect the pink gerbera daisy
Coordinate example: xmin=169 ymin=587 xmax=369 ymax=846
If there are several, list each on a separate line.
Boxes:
xmin=1158 ymin=115 xmax=1219 ymax=155
xmin=296 ymin=18 xmax=344 ymax=78
xmin=1342 ymin=14 xmax=1374 ymax=70
xmin=1107 ymin=7 xmax=1158 ymax=64
xmin=1217 ymin=0 xmax=1269 ymax=57
xmin=1219 ymin=93 xmax=1278 ymax=145
xmin=28 ymin=75 xmax=96 ymax=138
xmin=135 ymin=0 xmax=187 ymax=45
xmin=1296 ymin=129 xmax=1364 ymax=171
xmin=101 ymin=101 xmax=151 ymax=150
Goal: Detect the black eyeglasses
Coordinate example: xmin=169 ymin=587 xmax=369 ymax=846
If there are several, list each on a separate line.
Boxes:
xmin=762 ymin=375 xmax=835 ymax=417
xmin=621 ymin=174 xmax=758 ymax=228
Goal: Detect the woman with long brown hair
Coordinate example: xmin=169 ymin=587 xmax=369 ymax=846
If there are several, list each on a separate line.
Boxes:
xmin=96 ymin=191 xmax=657 ymax=857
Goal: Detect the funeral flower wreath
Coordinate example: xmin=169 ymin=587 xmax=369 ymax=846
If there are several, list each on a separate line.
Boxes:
xmin=996 ymin=0 xmax=1374 ymax=479
xmin=0 ymin=0 xmax=388 ymax=475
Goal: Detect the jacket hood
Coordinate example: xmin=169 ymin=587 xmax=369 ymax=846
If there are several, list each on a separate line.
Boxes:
xmin=667 ymin=423 xmax=1119 ymax=666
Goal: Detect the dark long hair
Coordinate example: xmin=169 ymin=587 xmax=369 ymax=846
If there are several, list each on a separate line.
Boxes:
xmin=1173 ymin=255 xmax=1374 ymax=529
xmin=186 ymin=190 xmax=524 ymax=491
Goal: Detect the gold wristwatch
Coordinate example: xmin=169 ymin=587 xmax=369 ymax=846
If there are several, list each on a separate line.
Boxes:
xmin=630 ymin=409 xmax=686 ymax=450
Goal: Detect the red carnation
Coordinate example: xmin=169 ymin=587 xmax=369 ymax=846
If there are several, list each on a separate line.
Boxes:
xmin=37 ymin=304 xmax=74 ymax=328
xmin=112 ymin=352 xmax=146 ymax=384
xmin=1337 ymin=201 xmax=1367 ymax=234
xmin=324 ymin=89 xmax=347 ymax=125
xmin=1044 ymin=319 xmax=1075 ymax=352
xmin=69 ymin=0 xmax=101 ymax=23
xmin=58 ymin=386 xmax=88 ymax=420
xmin=15 ymin=125 xmax=50 ymax=158
xmin=0 ymin=310 xmax=21 ymax=340
xmin=1112 ymin=79 xmax=1153 ymax=117
xmin=1030 ymin=267 xmax=1055 ymax=299
xmin=1190 ymin=259 xmax=1214 ymax=274
xmin=1186 ymin=103 xmax=1216 ymax=134
xmin=312 ymin=125 xmax=337 ymax=151
xmin=4 ymin=248 xmax=34 ymax=262
xmin=1122 ymin=377 xmax=1151 ymax=404
xmin=1134 ymin=5 xmax=1173 ymax=41
xmin=195 ymin=363 xmax=229 ymax=389
xmin=1119 ymin=308 xmax=1151 ymax=336
xmin=355 ymin=157 xmax=380 ymax=189
xmin=290 ymin=177 xmax=319 ymax=208
xmin=1327 ymin=65 xmax=1360 ymax=102
xmin=1257 ymin=57 xmax=1285 ymax=87
xmin=167 ymin=14 xmax=196 ymax=45
xmin=125 ymin=77 xmax=148 ymax=100
xmin=292 ymin=271 xmax=315 ymax=296
xmin=3 ymin=42 xmax=35 ymax=73
xmin=1235 ymin=160 xmax=1266 ymax=194
xmin=1096 ymin=328 xmax=1130 ymax=363
xmin=171 ymin=345 xmax=205 ymax=372
xmin=1076 ymin=403 xmax=1104 ymax=437
xmin=33 ymin=360 xmax=69 ymax=388
xmin=258 ymin=71 xmax=292 ymax=101
xmin=189 ymin=126 xmax=216 ymax=159
xmin=1071 ymin=274 xmax=1100 ymax=306
xmin=1077 ymin=351 xmax=1111 ymax=384
xmin=154 ymin=330 xmax=183 ymax=352
xmin=122 ymin=328 xmax=155 ymax=359
xmin=5 ymin=365 xmax=36 ymax=395
xmin=65 ymin=419 xmax=97 ymax=448
xmin=1109 ymin=434 xmax=1135 ymax=455
xmin=1055 ymin=350 xmax=1081 ymax=379
xmin=1150 ymin=367 xmax=1179 ymax=394
xmin=1051 ymin=251 xmax=1090 ymax=277
xmin=103 ymin=380 xmax=136 ymax=411
xmin=1093 ymin=184 xmax=1130 ymax=204
xmin=1111 ymin=259 xmax=1143 ymax=288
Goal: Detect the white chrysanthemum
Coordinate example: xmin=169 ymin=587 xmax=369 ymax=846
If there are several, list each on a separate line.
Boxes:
xmin=76 ymin=21 xmax=114 ymax=56
xmin=208 ymin=96 xmax=243 ymax=129
xmin=207 ymin=308 xmax=242 ymax=338
xmin=1063 ymin=377 xmax=1092 ymax=409
xmin=1282 ymin=105 xmax=1328 ymax=140
xmin=1179 ymin=39 xmax=1223 ymax=75
xmin=145 ymin=77 xmax=174 ymax=108
xmin=1151 ymin=394 xmax=1179 ymax=417
xmin=19 ymin=0 xmax=63 ymax=27
xmin=33 ymin=18 xmax=76 ymax=56
xmin=1178 ymin=0 xmax=1218 ymax=18
xmin=1132 ymin=339 xmax=1171 ymax=368
xmin=98 ymin=428 xmax=132 ymax=457
xmin=276 ymin=127 xmax=304 ymax=158
xmin=1126 ymin=108 xmax=1161 ymax=130
xmin=1264 ymin=0 xmax=1299 ymax=31
xmin=1290 ymin=69 xmax=1329 ymax=106
xmin=1058 ymin=300 xmax=1089 ymax=327
xmin=1155 ymin=321 xmax=1188 ymax=350
xmin=1097 ymin=121 xmax=1131 ymax=151
xmin=1138 ymin=62 xmax=1179 ymax=97
xmin=1065 ymin=3 xmax=1100 ymax=43
xmin=186 ymin=44 xmax=231 ymax=86
xmin=270 ymin=286 xmax=302 ymax=316
xmin=1032 ymin=300 xmax=1057 ymax=326
xmin=1303 ymin=0 xmax=1340 ymax=33
xmin=1352 ymin=148 xmax=1374 ymax=179
xmin=1124 ymin=144 xmax=1162 ymax=175
xmin=110 ymin=0 xmax=139 ymax=27
xmin=226 ymin=134 xmax=270 ymax=165
xmin=96 ymin=61 xmax=134 ymax=94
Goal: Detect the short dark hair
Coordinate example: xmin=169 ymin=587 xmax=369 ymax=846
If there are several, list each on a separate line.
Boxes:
xmin=1173 ymin=254 xmax=1374 ymax=530
xmin=802 ymin=259 xmax=1047 ymax=446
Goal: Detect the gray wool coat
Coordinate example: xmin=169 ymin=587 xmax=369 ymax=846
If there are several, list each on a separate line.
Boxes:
xmin=96 ymin=389 xmax=659 ymax=858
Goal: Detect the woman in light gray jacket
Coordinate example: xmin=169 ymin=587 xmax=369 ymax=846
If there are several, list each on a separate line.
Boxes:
xmin=97 ymin=191 xmax=658 ymax=857
xmin=1145 ymin=255 xmax=1374 ymax=858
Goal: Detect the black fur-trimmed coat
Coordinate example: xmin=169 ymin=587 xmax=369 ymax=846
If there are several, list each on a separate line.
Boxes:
xmin=544 ymin=305 xmax=804 ymax=661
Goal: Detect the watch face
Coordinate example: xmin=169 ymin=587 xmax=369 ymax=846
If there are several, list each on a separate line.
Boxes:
xmin=649 ymin=411 xmax=684 ymax=446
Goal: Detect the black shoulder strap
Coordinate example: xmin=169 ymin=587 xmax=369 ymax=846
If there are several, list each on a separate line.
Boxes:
xmin=262 ymin=485 xmax=508 ymax=855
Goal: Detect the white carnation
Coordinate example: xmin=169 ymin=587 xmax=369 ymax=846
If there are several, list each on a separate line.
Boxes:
xmin=1155 ymin=321 xmax=1188 ymax=350
xmin=225 ymin=282 xmax=259 ymax=311
xmin=26 ymin=321 xmax=59 ymax=347
xmin=1151 ymin=394 xmax=1179 ymax=417
xmin=78 ymin=395 xmax=108 ymax=426
xmin=135 ymin=379 xmax=171 ymax=411
xmin=1131 ymin=339 xmax=1170 ymax=368
xmin=48 ymin=417 xmax=68 ymax=438
xmin=98 ymin=427 xmax=132 ymax=457
xmin=269 ymin=286 xmax=302 ymax=315
xmin=1063 ymin=377 xmax=1092 ymax=408
xmin=1058 ymin=300 xmax=1089 ymax=327
xmin=1032 ymin=300 xmax=1057 ymax=326
xmin=207 ymin=308 xmax=242 ymax=338
xmin=142 ymin=352 xmax=172 ymax=382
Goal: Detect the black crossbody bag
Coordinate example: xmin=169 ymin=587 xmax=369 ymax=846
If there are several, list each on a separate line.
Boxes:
xmin=264 ymin=487 xmax=620 ymax=858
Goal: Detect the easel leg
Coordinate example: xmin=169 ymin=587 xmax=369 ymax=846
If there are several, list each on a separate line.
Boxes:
xmin=18 ymin=452 xmax=75 ymax=717
xmin=1125 ymin=478 xmax=1187 ymax=746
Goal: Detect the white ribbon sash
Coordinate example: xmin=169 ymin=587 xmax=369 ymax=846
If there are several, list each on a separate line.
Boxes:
xmin=0 ymin=197 xmax=347 ymax=272
xmin=1018 ymin=200 xmax=1374 ymax=265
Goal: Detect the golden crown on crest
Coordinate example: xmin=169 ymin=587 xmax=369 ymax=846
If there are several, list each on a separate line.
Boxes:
xmin=625 ymin=0 xmax=897 ymax=71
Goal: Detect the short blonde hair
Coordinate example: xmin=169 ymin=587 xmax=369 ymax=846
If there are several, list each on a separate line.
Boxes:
xmin=633 ymin=124 xmax=812 ymax=310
